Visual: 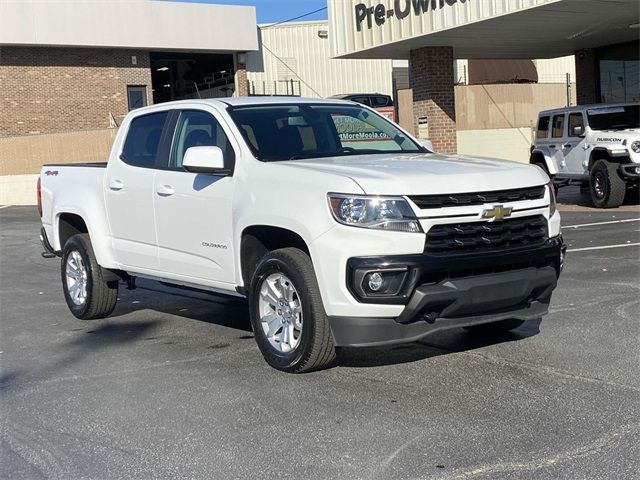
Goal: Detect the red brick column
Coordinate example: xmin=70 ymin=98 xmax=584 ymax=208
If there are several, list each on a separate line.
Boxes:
xmin=575 ymin=50 xmax=598 ymax=105
xmin=409 ymin=46 xmax=456 ymax=154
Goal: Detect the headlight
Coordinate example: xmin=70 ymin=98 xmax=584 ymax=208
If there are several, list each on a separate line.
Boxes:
xmin=548 ymin=182 xmax=557 ymax=217
xmin=328 ymin=194 xmax=422 ymax=233
xmin=631 ymin=141 xmax=640 ymax=154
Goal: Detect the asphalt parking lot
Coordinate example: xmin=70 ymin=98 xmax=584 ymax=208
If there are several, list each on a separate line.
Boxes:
xmin=1 ymin=193 xmax=639 ymax=480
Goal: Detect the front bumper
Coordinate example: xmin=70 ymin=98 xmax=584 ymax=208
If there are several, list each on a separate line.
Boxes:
xmin=329 ymin=236 xmax=564 ymax=347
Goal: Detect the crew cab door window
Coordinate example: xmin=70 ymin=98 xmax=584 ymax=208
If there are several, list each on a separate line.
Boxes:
xmin=551 ymin=114 xmax=565 ymax=138
xmin=170 ymin=110 xmax=235 ymax=170
xmin=121 ymin=112 xmax=169 ymax=168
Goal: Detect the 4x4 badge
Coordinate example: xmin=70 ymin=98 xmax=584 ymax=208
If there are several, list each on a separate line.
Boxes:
xmin=481 ymin=205 xmax=512 ymax=222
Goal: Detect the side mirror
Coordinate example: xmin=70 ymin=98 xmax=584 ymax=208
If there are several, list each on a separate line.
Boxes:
xmin=571 ymin=125 xmax=585 ymax=137
xmin=417 ymin=138 xmax=434 ymax=152
xmin=183 ymin=146 xmax=227 ymax=174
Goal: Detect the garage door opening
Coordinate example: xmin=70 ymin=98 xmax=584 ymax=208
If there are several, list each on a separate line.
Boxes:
xmin=150 ymin=52 xmax=235 ymax=103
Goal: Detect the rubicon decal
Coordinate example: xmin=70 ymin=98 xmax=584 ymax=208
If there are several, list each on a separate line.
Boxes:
xmin=355 ymin=0 xmax=468 ymax=32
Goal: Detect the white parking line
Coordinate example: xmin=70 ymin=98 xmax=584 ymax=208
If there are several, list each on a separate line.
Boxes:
xmin=568 ymin=243 xmax=640 ymax=253
xmin=563 ymin=218 xmax=640 ymax=229
xmin=0 ymin=205 xmax=10 ymax=209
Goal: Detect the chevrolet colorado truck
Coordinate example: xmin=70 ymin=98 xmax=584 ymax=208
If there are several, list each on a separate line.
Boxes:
xmin=39 ymin=97 xmax=564 ymax=373
xmin=530 ymin=103 xmax=640 ymax=208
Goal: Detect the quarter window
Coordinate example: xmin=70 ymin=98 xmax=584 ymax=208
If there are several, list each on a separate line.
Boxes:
xmin=551 ymin=114 xmax=565 ymax=138
xmin=171 ymin=110 xmax=235 ymax=169
xmin=536 ymin=116 xmax=550 ymax=139
xmin=121 ymin=112 xmax=168 ymax=168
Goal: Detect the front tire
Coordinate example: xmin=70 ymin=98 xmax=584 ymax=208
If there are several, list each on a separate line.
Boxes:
xmin=249 ymin=248 xmax=335 ymax=373
xmin=590 ymin=159 xmax=626 ymax=208
xmin=61 ymin=234 xmax=118 ymax=320
xmin=464 ymin=319 xmax=525 ymax=334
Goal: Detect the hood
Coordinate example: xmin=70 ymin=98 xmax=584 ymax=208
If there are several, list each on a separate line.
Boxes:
xmin=283 ymin=153 xmax=548 ymax=195
xmin=593 ymin=129 xmax=640 ymax=144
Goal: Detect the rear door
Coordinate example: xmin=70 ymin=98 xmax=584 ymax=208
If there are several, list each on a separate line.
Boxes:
xmin=153 ymin=108 xmax=237 ymax=285
xmin=105 ymin=111 xmax=171 ymax=269
xmin=548 ymin=113 xmax=567 ymax=173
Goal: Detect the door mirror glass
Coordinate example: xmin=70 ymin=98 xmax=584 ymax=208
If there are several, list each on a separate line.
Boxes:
xmin=417 ymin=138 xmax=434 ymax=152
xmin=183 ymin=146 xmax=226 ymax=174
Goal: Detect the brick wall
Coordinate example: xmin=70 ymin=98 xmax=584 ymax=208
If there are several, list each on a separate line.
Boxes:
xmin=575 ymin=49 xmax=597 ymax=105
xmin=409 ymin=46 xmax=457 ymax=154
xmin=0 ymin=46 xmax=152 ymax=136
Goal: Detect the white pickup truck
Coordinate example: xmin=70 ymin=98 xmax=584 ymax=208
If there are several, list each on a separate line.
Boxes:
xmin=530 ymin=103 xmax=640 ymax=208
xmin=39 ymin=97 xmax=564 ymax=372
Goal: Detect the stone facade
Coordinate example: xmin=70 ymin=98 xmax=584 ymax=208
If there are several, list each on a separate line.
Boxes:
xmin=409 ymin=46 xmax=457 ymax=154
xmin=0 ymin=46 xmax=152 ymax=136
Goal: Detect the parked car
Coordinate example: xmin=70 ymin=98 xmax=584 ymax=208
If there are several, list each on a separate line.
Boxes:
xmin=329 ymin=93 xmax=395 ymax=122
xmin=38 ymin=97 xmax=564 ymax=373
xmin=530 ymin=103 xmax=640 ymax=207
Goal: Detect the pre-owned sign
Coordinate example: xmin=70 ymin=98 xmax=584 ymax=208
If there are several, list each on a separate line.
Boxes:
xmin=355 ymin=0 xmax=467 ymax=32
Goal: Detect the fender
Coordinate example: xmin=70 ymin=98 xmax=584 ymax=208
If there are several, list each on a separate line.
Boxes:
xmin=530 ymin=148 xmax=559 ymax=175
xmin=50 ymin=184 xmax=117 ymax=268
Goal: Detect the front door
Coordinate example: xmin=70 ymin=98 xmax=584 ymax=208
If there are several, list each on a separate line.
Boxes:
xmin=154 ymin=109 xmax=236 ymax=285
xmin=105 ymin=111 xmax=170 ymax=269
xmin=562 ymin=112 xmax=588 ymax=176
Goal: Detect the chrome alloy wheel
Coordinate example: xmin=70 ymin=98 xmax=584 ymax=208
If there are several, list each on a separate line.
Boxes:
xmin=258 ymin=273 xmax=303 ymax=353
xmin=65 ymin=251 xmax=88 ymax=306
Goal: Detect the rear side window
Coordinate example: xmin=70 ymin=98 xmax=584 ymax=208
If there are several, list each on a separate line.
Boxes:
xmin=536 ymin=116 xmax=550 ymax=139
xmin=551 ymin=114 xmax=565 ymax=138
xmin=121 ymin=112 xmax=168 ymax=168
xmin=171 ymin=110 xmax=235 ymax=169
xmin=372 ymin=96 xmax=392 ymax=107
xmin=348 ymin=96 xmax=372 ymax=107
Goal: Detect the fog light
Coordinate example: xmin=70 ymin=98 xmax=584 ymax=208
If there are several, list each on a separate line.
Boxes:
xmin=367 ymin=272 xmax=384 ymax=292
xmin=634 ymin=166 xmax=640 ymax=175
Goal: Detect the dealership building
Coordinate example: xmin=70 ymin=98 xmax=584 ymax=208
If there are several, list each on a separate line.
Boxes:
xmin=328 ymin=0 xmax=639 ymax=152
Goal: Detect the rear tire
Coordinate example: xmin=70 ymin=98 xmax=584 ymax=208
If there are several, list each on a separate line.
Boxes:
xmin=61 ymin=234 xmax=118 ymax=320
xmin=464 ymin=319 xmax=525 ymax=334
xmin=249 ymin=248 xmax=335 ymax=373
xmin=590 ymin=159 xmax=626 ymax=208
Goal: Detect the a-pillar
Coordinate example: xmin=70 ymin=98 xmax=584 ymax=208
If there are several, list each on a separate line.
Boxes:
xmin=409 ymin=46 xmax=457 ymax=154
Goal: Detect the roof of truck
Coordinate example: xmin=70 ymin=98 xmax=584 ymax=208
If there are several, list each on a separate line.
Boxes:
xmin=539 ymin=102 xmax=639 ymax=116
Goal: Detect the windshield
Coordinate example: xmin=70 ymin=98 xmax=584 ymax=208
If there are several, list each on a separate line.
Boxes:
xmin=228 ymin=103 xmax=424 ymax=161
xmin=587 ymin=105 xmax=639 ymax=131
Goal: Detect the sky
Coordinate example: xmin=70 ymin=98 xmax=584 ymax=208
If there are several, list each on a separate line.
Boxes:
xmin=167 ymin=0 xmax=328 ymax=24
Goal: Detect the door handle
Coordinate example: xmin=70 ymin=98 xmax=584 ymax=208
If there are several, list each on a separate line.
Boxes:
xmin=562 ymin=143 xmax=573 ymax=149
xmin=156 ymin=184 xmax=175 ymax=196
xmin=109 ymin=179 xmax=124 ymax=191
xmin=549 ymin=145 xmax=556 ymax=149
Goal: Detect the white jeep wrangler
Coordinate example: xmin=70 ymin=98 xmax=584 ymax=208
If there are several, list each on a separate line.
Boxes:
xmin=530 ymin=103 xmax=640 ymax=208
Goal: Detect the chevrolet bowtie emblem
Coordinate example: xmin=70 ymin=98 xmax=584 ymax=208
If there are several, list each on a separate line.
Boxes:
xmin=481 ymin=205 xmax=513 ymax=222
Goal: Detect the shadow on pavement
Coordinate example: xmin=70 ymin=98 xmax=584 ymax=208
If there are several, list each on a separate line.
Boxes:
xmin=335 ymin=318 xmax=541 ymax=368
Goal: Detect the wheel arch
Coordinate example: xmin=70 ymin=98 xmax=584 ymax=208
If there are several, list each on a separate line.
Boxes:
xmin=239 ymin=225 xmax=311 ymax=291
xmin=530 ymin=149 xmax=557 ymax=175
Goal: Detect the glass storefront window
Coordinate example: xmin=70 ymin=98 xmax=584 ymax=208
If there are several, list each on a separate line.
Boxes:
xmin=599 ymin=60 xmax=639 ymax=103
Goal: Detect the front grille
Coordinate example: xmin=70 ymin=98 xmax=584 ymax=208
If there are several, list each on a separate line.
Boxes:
xmin=409 ymin=185 xmax=545 ymax=209
xmin=425 ymin=215 xmax=548 ymax=255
